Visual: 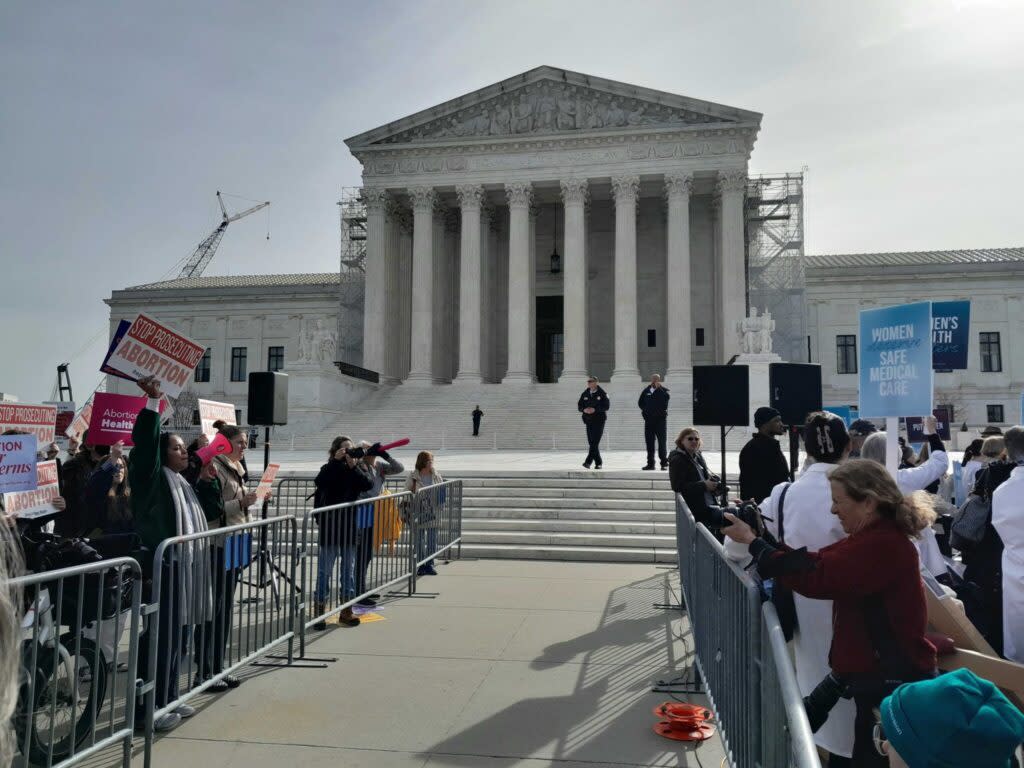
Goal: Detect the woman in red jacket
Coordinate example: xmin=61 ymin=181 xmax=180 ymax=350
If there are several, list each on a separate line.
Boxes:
xmin=722 ymin=459 xmax=937 ymax=767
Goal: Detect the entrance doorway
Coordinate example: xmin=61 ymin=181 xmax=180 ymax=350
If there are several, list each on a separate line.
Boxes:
xmin=536 ymin=296 xmax=564 ymax=383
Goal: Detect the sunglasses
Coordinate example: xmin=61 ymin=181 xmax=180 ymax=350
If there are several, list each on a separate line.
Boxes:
xmin=685 ymin=436 xmax=700 ymax=442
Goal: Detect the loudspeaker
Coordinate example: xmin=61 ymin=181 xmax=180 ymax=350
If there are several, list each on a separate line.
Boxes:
xmin=769 ymin=363 xmax=822 ymax=426
xmin=692 ymin=365 xmax=750 ymax=426
xmin=247 ymin=372 xmax=288 ymax=426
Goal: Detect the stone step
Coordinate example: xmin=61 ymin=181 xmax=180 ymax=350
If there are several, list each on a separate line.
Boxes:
xmin=458 ymin=542 xmax=677 ymax=564
xmin=462 ymin=477 xmax=671 ymax=490
xmin=464 ymin=518 xmax=676 ymax=535
xmin=465 ymin=497 xmax=675 ymax=511
xmin=466 ymin=486 xmax=670 ymax=500
xmin=463 ymin=529 xmax=676 ymax=549
xmin=460 ymin=507 xmax=675 ymax=522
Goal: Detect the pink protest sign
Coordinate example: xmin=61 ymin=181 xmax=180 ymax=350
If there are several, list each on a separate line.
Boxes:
xmin=0 ymin=403 xmax=57 ymax=444
xmin=87 ymin=392 xmax=165 ymax=447
xmin=255 ymin=463 xmax=280 ymax=505
xmin=3 ymin=461 xmax=60 ymax=519
xmin=66 ymin=400 xmax=93 ymax=441
xmin=104 ymin=313 xmax=206 ymax=398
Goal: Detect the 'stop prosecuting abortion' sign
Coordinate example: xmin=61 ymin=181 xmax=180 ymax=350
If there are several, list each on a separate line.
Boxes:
xmin=859 ymin=302 xmax=934 ymax=418
xmin=104 ymin=313 xmax=206 ymax=398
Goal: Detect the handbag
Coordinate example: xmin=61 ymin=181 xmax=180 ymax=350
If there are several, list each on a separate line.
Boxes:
xmin=950 ymin=495 xmax=991 ymax=552
xmin=768 ymin=483 xmax=799 ymax=641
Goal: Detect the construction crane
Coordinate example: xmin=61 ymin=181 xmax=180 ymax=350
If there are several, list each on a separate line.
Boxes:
xmin=178 ymin=191 xmax=270 ymax=278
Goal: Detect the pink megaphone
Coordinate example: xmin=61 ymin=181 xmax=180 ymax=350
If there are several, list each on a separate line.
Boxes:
xmin=196 ymin=432 xmax=232 ymax=465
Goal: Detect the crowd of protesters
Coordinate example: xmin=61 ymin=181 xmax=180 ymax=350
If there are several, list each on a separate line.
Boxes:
xmin=668 ymin=407 xmax=1024 ymax=766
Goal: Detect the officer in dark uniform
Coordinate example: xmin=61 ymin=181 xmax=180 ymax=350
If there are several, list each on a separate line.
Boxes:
xmin=637 ymin=373 xmax=670 ymax=470
xmin=578 ymin=376 xmax=610 ymax=469
xmin=472 ymin=405 xmax=483 ymax=436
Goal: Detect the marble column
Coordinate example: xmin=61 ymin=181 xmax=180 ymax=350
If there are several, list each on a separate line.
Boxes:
xmin=717 ymin=170 xmax=747 ymax=362
xmin=454 ymin=185 xmax=484 ymax=383
xmin=215 ymin=316 xmax=228 ymax=393
xmin=397 ymin=208 xmax=413 ymax=380
xmin=503 ymin=182 xmax=535 ymax=382
xmin=664 ymin=172 xmax=693 ymax=385
xmin=559 ymin=178 xmax=589 ymax=384
xmin=432 ymin=204 xmax=450 ymax=383
xmin=362 ymin=188 xmax=389 ymax=377
xmin=406 ymin=186 xmax=436 ymax=384
xmin=381 ymin=200 xmax=404 ymax=384
xmin=253 ymin=314 xmax=265 ymax=372
xmin=611 ymin=175 xmax=641 ymax=383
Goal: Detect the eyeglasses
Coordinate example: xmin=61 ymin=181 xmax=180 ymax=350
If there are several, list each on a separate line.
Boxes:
xmin=872 ymin=722 xmax=887 ymax=757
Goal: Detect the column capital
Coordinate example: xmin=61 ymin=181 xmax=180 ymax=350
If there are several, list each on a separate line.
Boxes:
xmin=664 ymin=172 xmax=694 ymax=199
xmin=409 ymin=186 xmax=437 ymax=213
xmin=716 ymin=169 xmax=747 ymax=195
xmin=362 ymin=187 xmax=389 ymax=213
xmin=559 ymin=178 xmax=590 ymax=206
xmin=611 ymin=175 xmax=640 ymax=204
xmin=455 ymin=184 xmax=485 ymax=211
xmin=504 ymin=182 xmax=534 ymax=209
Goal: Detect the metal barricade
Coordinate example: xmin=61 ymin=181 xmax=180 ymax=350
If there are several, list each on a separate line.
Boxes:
xmin=297 ymin=491 xmax=416 ymax=648
xmin=760 ymin=603 xmax=820 ymax=768
xmin=273 ymin=477 xmax=316 ymax=519
xmin=143 ymin=515 xmax=299 ymax=767
xmin=411 ymin=480 xmax=463 ymax=571
xmin=11 ymin=557 xmax=142 ymax=768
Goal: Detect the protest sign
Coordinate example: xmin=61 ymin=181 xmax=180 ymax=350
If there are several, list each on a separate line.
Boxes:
xmin=858 ymin=302 xmax=934 ymax=418
xmin=3 ymin=460 xmax=59 ymax=519
xmin=904 ymin=406 xmax=953 ymax=441
xmin=104 ymin=313 xmax=205 ymax=398
xmin=101 ymin=319 xmax=136 ymax=381
xmin=87 ymin=392 xmax=165 ymax=446
xmin=931 ymin=300 xmax=971 ymax=371
xmin=44 ymin=401 xmax=75 ymax=449
xmin=824 ymin=405 xmax=853 ymax=426
xmin=198 ymin=399 xmax=237 ymax=440
xmin=0 ymin=403 xmax=57 ymax=444
xmin=0 ymin=434 xmax=38 ymax=493
xmin=254 ymin=463 xmax=280 ymax=506
xmin=196 ymin=433 xmax=231 ymax=464
xmin=66 ymin=400 xmax=93 ymax=442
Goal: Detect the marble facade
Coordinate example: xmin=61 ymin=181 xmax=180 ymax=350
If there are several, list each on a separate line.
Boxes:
xmin=346 ymin=66 xmax=763 ymax=393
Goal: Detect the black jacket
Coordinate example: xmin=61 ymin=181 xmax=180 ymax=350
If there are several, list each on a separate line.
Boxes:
xmin=313 ymin=459 xmax=374 ymax=546
xmin=54 ymin=451 xmax=99 ymax=538
xmin=637 ymin=386 xmax=670 ymax=420
xmin=738 ymin=433 xmax=790 ymax=503
xmin=578 ymin=387 xmax=610 ymax=424
xmin=669 ymin=448 xmax=716 ymax=526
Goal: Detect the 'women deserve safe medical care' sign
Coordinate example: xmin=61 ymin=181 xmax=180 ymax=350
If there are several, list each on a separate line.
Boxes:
xmin=858 ymin=302 xmax=934 ymax=418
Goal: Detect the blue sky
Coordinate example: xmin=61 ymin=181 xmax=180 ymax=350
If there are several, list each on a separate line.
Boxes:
xmin=2 ymin=0 xmax=1021 ymax=402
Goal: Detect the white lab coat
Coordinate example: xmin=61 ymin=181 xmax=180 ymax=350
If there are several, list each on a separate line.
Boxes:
xmin=962 ymin=459 xmax=985 ymax=495
xmin=759 ymin=463 xmax=856 ymax=758
xmin=896 ymin=450 xmax=949 ymax=577
xmin=992 ymin=466 xmax=1024 ymax=662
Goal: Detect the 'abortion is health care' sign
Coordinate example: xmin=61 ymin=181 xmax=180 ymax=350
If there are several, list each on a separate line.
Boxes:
xmin=859 ymin=302 xmax=934 ymax=418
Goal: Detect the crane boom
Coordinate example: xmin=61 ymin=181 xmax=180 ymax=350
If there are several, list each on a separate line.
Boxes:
xmin=178 ymin=191 xmax=270 ymax=279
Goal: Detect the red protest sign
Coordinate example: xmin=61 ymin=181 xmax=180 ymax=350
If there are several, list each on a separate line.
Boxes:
xmin=198 ymin=399 xmax=236 ymax=440
xmin=87 ymin=392 xmax=166 ymax=446
xmin=0 ymin=403 xmax=57 ymax=443
xmin=66 ymin=400 xmax=93 ymax=442
xmin=3 ymin=461 xmax=60 ymax=519
xmin=104 ymin=313 xmax=205 ymax=398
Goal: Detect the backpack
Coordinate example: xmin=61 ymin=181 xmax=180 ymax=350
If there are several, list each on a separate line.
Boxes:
xmin=950 ymin=495 xmax=991 ymax=552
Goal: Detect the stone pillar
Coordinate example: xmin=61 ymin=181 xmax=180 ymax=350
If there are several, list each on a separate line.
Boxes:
xmin=381 ymin=200 xmax=404 ymax=384
xmin=664 ymin=172 xmax=693 ymax=385
xmin=253 ymin=314 xmax=265 ymax=373
xmin=611 ymin=175 xmax=641 ymax=383
xmin=717 ymin=170 xmax=747 ymax=362
xmin=406 ymin=186 xmax=436 ymax=384
xmin=215 ymin=316 xmax=228 ymax=393
xmin=559 ymin=178 xmax=589 ymax=384
xmin=454 ymin=185 xmax=484 ymax=383
xmin=362 ymin=187 xmax=389 ymax=377
xmin=432 ymin=204 xmax=451 ymax=383
xmin=396 ymin=208 xmax=413 ymax=380
xmin=503 ymin=182 xmax=535 ymax=382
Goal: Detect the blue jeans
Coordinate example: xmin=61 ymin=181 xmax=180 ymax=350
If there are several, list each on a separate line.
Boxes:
xmin=315 ymin=544 xmax=357 ymax=603
xmin=417 ymin=528 xmax=438 ymax=566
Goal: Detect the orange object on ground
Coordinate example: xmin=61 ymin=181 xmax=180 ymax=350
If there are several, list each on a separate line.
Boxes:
xmin=652 ymin=702 xmax=716 ymax=742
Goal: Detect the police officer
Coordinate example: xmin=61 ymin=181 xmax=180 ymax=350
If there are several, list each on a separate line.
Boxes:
xmin=638 ymin=374 xmax=670 ymax=470
xmin=578 ymin=376 xmax=610 ymax=469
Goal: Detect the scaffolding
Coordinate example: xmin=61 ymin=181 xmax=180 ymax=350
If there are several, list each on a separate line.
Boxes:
xmin=746 ymin=173 xmax=807 ymax=362
xmin=337 ymin=187 xmax=367 ymax=365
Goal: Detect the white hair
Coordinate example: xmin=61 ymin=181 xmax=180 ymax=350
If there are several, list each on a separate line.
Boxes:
xmin=860 ymin=432 xmax=888 ymax=465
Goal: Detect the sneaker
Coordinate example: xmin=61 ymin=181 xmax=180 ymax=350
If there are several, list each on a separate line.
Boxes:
xmin=204 ymin=678 xmax=230 ymax=693
xmin=642 ymin=465 xmax=655 ymax=471
xmin=153 ymin=712 xmax=181 ymax=732
xmin=357 ymin=597 xmax=377 ymax=607
xmin=176 ymin=703 xmax=196 ymax=718
xmin=223 ymin=674 xmax=242 ymax=689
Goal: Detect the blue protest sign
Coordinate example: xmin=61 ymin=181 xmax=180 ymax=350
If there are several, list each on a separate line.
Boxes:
xmin=931 ymin=301 xmax=970 ymax=370
xmin=101 ymin=320 xmax=135 ymax=381
xmin=859 ymin=302 xmax=934 ymax=418
xmin=0 ymin=434 xmax=39 ymax=493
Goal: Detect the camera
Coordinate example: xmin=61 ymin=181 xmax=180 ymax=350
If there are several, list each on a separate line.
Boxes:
xmin=706 ymin=500 xmax=763 ymax=534
xmin=345 ymin=442 xmax=383 ymax=460
xmin=803 ymin=672 xmax=849 ymax=732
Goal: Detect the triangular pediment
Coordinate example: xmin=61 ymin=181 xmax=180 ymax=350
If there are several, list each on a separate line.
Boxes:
xmin=346 ymin=66 xmax=761 ymax=148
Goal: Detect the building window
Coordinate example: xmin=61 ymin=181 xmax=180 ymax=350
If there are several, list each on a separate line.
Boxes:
xmin=230 ymin=347 xmax=247 ymax=382
xmin=235 ymin=409 xmax=243 ymax=425
xmin=695 ymin=328 xmax=705 ymax=347
xmin=647 ymin=329 xmax=656 ymax=348
xmin=987 ymin=404 xmax=1005 ymax=423
xmin=836 ymin=335 xmax=857 ymax=374
xmin=980 ymin=332 xmax=1002 ymax=372
xmin=191 ymin=409 xmax=200 ymax=426
xmin=267 ymin=346 xmax=285 ymax=372
xmin=194 ymin=348 xmax=211 ymax=383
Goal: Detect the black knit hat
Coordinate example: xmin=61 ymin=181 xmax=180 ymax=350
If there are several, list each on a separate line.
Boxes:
xmin=754 ymin=406 xmax=782 ymax=428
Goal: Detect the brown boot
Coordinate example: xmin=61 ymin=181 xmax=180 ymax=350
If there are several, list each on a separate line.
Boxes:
xmin=338 ymin=607 xmax=361 ymax=627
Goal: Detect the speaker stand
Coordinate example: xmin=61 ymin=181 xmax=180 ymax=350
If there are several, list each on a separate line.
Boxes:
xmin=788 ymin=426 xmax=800 ymax=481
xmin=719 ymin=424 xmax=728 ymax=505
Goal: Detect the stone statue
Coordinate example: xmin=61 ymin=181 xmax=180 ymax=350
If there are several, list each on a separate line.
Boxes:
xmin=490 ymin=100 xmax=512 ymax=134
xmin=759 ymin=310 xmax=775 ymax=355
xmin=297 ymin=319 xmax=315 ymax=362
xmin=605 ymin=99 xmax=627 ymax=127
xmin=536 ymin=84 xmax=557 ymax=131
xmin=514 ymin=91 xmax=534 ymax=133
xmin=469 ymin=108 xmax=489 ymax=136
xmin=627 ymin=100 xmax=647 ymax=125
xmin=556 ymin=86 xmax=577 ymax=130
xmin=736 ymin=308 xmax=775 ymax=355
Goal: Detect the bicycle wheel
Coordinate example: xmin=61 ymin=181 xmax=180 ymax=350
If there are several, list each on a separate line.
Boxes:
xmin=18 ymin=636 xmax=106 ymax=765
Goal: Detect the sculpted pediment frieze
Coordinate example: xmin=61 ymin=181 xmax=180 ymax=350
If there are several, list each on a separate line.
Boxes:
xmin=370 ymin=80 xmax=736 ymax=145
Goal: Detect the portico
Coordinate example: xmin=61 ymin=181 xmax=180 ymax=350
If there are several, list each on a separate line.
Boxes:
xmin=346 ymin=66 xmax=761 ymax=394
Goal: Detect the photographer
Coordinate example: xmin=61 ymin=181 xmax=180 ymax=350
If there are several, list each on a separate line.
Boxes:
xmin=355 ymin=441 xmax=404 ymax=606
xmin=668 ymin=428 xmax=722 ymax=529
xmin=722 ymin=459 xmax=937 ymax=767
